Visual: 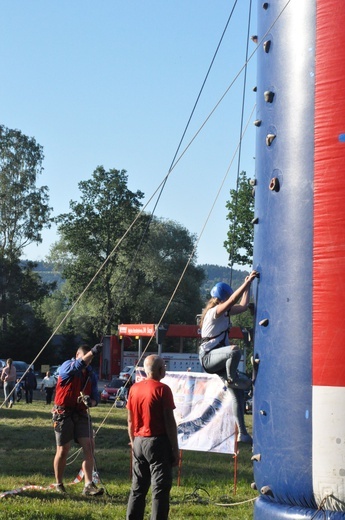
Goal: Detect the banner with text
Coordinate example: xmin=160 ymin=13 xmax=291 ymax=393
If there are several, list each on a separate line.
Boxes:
xmin=162 ymin=371 xmax=236 ymax=454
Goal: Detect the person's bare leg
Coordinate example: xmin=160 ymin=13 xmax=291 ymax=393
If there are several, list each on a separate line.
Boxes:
xmin=54 ymin=443 xmax=70 ymax=484
xmin=78 ymin=437 xmax=95 ymax=484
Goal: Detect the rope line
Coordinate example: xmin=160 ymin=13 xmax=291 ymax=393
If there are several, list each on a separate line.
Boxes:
xmin=68 ymin=101 xmax=256 ymax=459
xmin=167 ymin=0 xmax=239 ymax=174
xmin=115 ymin=104 xmax=256 ymax=381
xmin=99 ymin=0 xmax=239 ymax=338
xmin=1 ymin=22 xmax=293 ymax=514
xmin=0 ymin=469 xmax=98 ymax=499
xmin=214 ymin=497 xmax=257 ymax=507
xmin=1 ymin=0 xmax=248 ymax=411
xmin=180 ymin=486 xmax=257 ymax=508
xmin=228 ymin=0 xmax=253 ymax=285
xmin=98 ymin=0 xmax=293 ymax=339
xmin=0 ymin=2 xmax=292 ymax=398
xmin=2 ymin=3 xmax=322 ymax=514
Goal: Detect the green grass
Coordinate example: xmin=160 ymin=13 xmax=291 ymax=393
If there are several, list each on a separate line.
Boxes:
xmin=0 ymin=391 xmax=257 ymax=519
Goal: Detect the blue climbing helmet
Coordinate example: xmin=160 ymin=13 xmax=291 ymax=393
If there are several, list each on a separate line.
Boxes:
xmin=210 ymin=282 xmax=233 ymax=301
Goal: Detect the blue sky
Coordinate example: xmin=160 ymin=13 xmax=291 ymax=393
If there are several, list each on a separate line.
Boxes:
xmin=1 ymin=1 xmax=257 ymax=267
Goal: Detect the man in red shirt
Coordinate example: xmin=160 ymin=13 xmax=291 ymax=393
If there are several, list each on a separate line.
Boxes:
xmin=126 ymin=355 xmax=179 ymax=520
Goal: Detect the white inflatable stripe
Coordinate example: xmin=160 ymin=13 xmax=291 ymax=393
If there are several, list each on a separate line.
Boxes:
xmin=312 ymin=385 xmax=345 ymax=511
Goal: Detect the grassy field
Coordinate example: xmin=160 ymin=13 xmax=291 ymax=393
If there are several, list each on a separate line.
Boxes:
xmin=0 ymin=390 xmax=257 ymax=519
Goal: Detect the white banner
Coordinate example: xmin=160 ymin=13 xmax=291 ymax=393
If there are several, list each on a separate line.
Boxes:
xmin=162 ymin=371 xmax=236 ymax=454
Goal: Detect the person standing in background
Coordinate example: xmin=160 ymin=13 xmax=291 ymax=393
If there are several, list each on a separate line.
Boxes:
xmin=24 ymin=367 xmax=37 ymax=404
xmin=15 ymin=378 xmax=24 ymax=402
xmin=1 ymin=358 xmax=17 ymax=408
xmin=41 ymin=370 xmax=56 ymax=404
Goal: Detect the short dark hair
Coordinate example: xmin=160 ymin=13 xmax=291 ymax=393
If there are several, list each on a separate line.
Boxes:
xmin=77 ymin=345 xmax=90 ymax=356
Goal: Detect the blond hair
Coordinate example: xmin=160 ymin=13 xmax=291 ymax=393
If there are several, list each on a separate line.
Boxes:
xmin=199 ymin=297 xmax=220 ymax=329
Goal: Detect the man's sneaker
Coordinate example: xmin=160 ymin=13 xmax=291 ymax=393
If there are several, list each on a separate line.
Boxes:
xmin=55 ymin=483 xmax=67 ymax=494
xmin=82 ymin=482 xmax=104 ymax=496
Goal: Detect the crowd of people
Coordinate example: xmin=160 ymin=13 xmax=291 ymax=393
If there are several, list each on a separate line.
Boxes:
xmin=1 ymin=363 xmax=57 ymax=406
xmin=0 ymin=272 xmax=256 ymax=518
xmin=1 ymin=359 xmax=39 ymax=406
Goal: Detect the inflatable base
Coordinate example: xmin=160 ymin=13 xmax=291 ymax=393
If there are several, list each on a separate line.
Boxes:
xmin=255 ymin=497 xmax=345 ymax=520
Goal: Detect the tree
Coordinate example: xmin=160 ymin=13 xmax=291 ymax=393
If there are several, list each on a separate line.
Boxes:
xmin=0 ymin=125 xmax=52 ymax=257
xmin=199 ymin=264 xmax=249 ymax=301
xmin=0 ymin=125 xmax=53 ymax=345
xmin=0 ymin=257 xmax=54 ymax=360
xmin=48 ymin=169 xmax=205 ymax=338
xmin=224 ymin=170 xmax=254 ymax=267
xmin=122 ymin=217 xmax=205 ymax=324
xmin=52 ymin=166 xmax=148 ymax=336
xmin=1 ymin=305 xmax=52 ymax=363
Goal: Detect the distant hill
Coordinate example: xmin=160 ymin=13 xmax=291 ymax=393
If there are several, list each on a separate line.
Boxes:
xmin=32 ymin=261 xmax=64 ymax=287
xmin=31 ymin=261 xmax=248 ymax=300
xmin=199 ymin=264 xmax=249 ymax=300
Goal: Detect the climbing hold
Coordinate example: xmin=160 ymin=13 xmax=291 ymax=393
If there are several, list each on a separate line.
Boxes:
xmin=259 ymin=318 xmax=269 ymax=327
xmin=264 ymin=90 xmax=274 ymax=103
xmin=252 ymin=454 xmax=262 ymax=462
xmin=263 ymin=40 xmax=271 ymax=53
xmin=252 ymin=217 xmax=259 ymax=225
xmin=266 ymin=133 xmax=276 ymax=146
xmin=262 ymin=2 xmax=269 ymax=9
xmin=253 ymin=86 xmax=257 ymax=92
xmin=259 ymin=410 xmax=267 ymax=416
xmin=251 ymin=35 xmax=258 ymax=44
xmin=251 ymin=482 xmax=258 ymax=490
xmin=252 ymin=354 xmax=260 ymax=382
xmin=254 ymin=119 xmax=262 ymax=127
xmin=261 ymin=486 xmax=274 ymax=497
xmin=249 ymin=178 xmax=257 ymax=186
xmin=269 ymin=177 xmax=280 ymax=191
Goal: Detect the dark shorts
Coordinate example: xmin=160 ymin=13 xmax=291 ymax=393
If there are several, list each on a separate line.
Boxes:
xmin=53 ymin=409 xmax=92 ymax=446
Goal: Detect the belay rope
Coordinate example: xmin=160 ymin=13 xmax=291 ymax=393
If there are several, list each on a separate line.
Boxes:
xmin=1 ymin=0 xmax=300 ymax=508
xmin=0 ymin=469 xmax=101 ymax=499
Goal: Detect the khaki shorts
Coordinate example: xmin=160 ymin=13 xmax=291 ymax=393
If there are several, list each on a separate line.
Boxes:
xmin=53 ymin=410 xmax=92 ymax=446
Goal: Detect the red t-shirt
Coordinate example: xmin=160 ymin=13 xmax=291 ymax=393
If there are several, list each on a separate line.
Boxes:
xmin=127 ymin=379 xmax=175 ymax=437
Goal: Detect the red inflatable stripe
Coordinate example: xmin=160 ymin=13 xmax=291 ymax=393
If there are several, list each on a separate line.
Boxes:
xmin=313 ymin=0 xmax=345 ymax=386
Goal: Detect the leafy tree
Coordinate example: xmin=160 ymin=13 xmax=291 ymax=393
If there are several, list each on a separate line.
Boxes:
xmin=199 ymin=264 xmax=249 ymax=302
xmin=224 ymin=170 xmax=254 ymax=267
xmin=40 ymin=280 xmax=72 ymax=332
xmin=59 ymin=321 xmax=82 ymax=361
xmin=48 ymin=169 xmax=205 ymax=338
xmin=1 ymin=306 xmax=50 ymax=366
xmin=122 ymin=217 xmax=205 ymax=324
xmin=51 ymin=166 xmax=147 ymax=337
xmin=0 ymin=125 xmax=53 ymax=347
xmin=0 ymin=125 xmax=51 ymax=256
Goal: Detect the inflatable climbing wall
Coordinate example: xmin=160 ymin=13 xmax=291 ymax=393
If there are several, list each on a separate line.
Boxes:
xmin=252 ymin=0 xmax=345 ymax=518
